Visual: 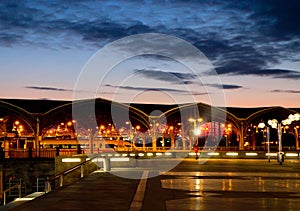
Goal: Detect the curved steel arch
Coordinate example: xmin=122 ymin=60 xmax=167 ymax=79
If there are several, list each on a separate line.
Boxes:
xmin=41 ymin=99 xmax=150 ymax=132
xmin=0 ymin=100 xmax=36 ymax=133
xmin=244 ymin=106 xmax=296 ymax=126
xmin=163 ymin=102 xmax=238 ymax=126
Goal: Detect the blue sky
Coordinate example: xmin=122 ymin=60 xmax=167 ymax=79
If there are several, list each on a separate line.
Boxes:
xmin=0 ymin=0 xmax=299 ymax=107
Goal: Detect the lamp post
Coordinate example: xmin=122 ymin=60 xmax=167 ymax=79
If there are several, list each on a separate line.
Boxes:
xmin=188 ymin=118 xmax=203 ymax=148
xmin=149 ymin=116 xmax=161 ymax=151
xmin=126 ymin=121 xmax=133 ymax=150
xmin=267 ymin=113 xmax=300 ymax=164
xmin=257 ymin=122 xmax=266 ymax=148
xmin=225 ymin=124 xmax=232 ymax=149
xmin=134 ymin=125 xmax=140 ymax=149
xmin=295 ymin=126 xmax=299 ymax=150
xmin=258 ymin=121 xmax=271 ymax=162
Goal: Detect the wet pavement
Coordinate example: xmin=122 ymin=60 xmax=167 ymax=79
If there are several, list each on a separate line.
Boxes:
xmin=3 ymin=159 xmax=300 ymax=211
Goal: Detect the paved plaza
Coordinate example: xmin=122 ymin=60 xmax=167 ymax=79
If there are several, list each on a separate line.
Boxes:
xmin=3 ymin=159 xmax=300 ymax=211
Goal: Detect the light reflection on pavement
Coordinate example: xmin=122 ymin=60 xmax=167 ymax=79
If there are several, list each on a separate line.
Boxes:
xmin=160 ymin=171 xmax=300 ymax=211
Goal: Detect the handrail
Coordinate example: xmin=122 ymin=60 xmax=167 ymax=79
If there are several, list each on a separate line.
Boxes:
xmin=1 ymin=183 xmax=21 ymax=205
xmin=44 ymin=157 xmax=96 ymax=193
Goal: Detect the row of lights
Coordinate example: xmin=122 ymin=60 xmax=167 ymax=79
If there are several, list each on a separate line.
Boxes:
xmin=62 ymin=151 xmax=300 ymax=163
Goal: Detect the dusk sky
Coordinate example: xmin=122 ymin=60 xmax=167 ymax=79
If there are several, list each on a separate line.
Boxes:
xmin=0 ymin=0 xmax=299 ymax=108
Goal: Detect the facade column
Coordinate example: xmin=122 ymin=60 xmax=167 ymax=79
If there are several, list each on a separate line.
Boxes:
xmin=219 ymin=122 xmax=222 ymax=144
xmin=142 ymin=134 xmax=146 ymax=151
xmin=149 ymin=116 xmax=160 ymax=151
xmin=35 ymin=117 xmax=40 ymax=157
xmin=295 ymin=128 xmax=299 ymax=150
xmin=170 ymin=133 xmax=175 ymax=150
xmin=152 ymin=123 xmax=157 ymax=151
xmin=4 ymin=140 xmax=9 ymax=158
xmin=89 ymin=131 xmax=94 ymax=154
xmin=239 ymin=122 xmax=244 ymax=150
xmin=181 ymin=124 xmax=186 ymax=150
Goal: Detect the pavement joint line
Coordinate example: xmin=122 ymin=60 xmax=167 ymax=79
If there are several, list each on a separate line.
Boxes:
xmin=129 ymin=170 xmax=149 ymax=211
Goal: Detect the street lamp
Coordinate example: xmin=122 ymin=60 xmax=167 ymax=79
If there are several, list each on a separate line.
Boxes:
xmin=188 ymin=118 xmax=203 ymax=147
xmin=224 ymin=124 xmax=232 ymax=149
xmin=258 ymin=121 xmax=270 ymax=162
xmin=126 ymin=121 xmax=133 ymax=150
xmin=134 ymin=125 xmax=140 ymax=148
xmin=267 ymin=113 xmax=299 ymax=164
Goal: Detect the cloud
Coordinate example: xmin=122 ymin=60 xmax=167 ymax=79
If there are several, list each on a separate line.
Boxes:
xmin=207 ymin=84 xmax=243 ymax=90
xmin=213 ymin=66 xmax=300 ymax=80
xmin=271 ymin=89 xmax=300 ymax=94
xmin=134 ymin=69 xmax=196 ymax=84
xmin=25 ymin=86 xmax=72 ymax=92
xmin=1 ymin=0 xmax=300 ymax=79
xmin=104 ymin=84 xmax=208 ymax=96
xmin=247 ymin=0 xmax=300 ymax=39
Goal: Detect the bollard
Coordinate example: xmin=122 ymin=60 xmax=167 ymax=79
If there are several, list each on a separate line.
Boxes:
xmin=18 ymin=184 xmax=21 ymax=198
xmin=81 ymin=165 xmax=84 ymax=178
xmin=59 ymin=175 xmax=63 ymax=187
xmin=277 ymin=152 xmax=284 ymax=165
xmin=104 ymin=156 xmax=111 ymax=171
xmin=45 ymin=181 xmax=51 ymax=193
xmin=3 ymin=192 xmax=6 ymax=205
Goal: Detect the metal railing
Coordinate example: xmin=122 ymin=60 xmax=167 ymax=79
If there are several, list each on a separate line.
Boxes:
xmin=44 ymin=158 xmax=95 ymax=193
xmin=1 ymin=183 xmax=21 ymax=205
xmin=2 ymin=146 xmax=300 ymax=159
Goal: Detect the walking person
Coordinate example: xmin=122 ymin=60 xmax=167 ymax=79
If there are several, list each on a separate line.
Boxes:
xmin=193 ymin=142 xmax=199 ymax=160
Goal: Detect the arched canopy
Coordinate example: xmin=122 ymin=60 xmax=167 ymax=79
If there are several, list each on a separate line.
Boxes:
xmin=41 ymin=98 xmax=150 ymax=134
xmin=0 ymin=100 xmax=36 ymax=133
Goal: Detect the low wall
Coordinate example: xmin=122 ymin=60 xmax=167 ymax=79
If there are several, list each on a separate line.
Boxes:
xmin=110 ymin=151 xmax=300 ymax=160
xmin=56 ymin=151 xmax=300 ymax=173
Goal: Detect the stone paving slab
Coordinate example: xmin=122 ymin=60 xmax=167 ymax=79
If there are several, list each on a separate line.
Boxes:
xmin=8 ymin=170 xmax=141 ymax=211
xmin=3 ymin=159 xmax=300 ymax=211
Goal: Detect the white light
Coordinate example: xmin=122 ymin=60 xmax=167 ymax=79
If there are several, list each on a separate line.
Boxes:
xmin=107 ymin=154 xmax=113 ymax=157
xmin=194 ymin=128 xmax=201 ymax=136
xmin=156 ymin=153 xmax=163 ymax=156
xmin=258 ymin=122 xmax=266 ymax=128
xmin=130 ymin=153 xmax=136 ymax=157
xmin=91 ymin=158 xmax=105 ymax=162
xmin=226 ymin=152 xmax=238 ymax=156
xmin=122 ymin=153 xmax=128 ymax=156
xmin=62 ymin=158 xmax=81 ymax=163
xmin=268 ymin=119 xmax=278 ymax=129
xmin=147 ymin=153 xmax=153 ymax=156
xmin=282 ymin=119 xmax=292 ymax=125
xmin=138 ymin=153 xmax=145 ymax=156
xmin=245 ymin=153 xmax=258 ymax=156
xmin=114 ymin=154 xmax=120 ymax=157
xmin=265 ymin=153 xmax=277 ymax=157
xmin=285 ymin=153 xmax=298 ymax=157
xmin=15 ymin=197 xmax=35 ymax=201
xmin=288 ymin=114 xmax=294 ymax=120
xmin=189 ymin=152 xmax=196 ymax=156
xmin=207 ymin=152 xmax=219 ymax=156
xmin=110 ymin=157 xmax=130 ymax=162
xmin=165 ymin=152 xmax=172 ymax=156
